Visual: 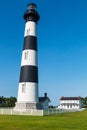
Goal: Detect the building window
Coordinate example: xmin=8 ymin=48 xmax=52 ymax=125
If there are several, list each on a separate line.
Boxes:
xmin=24 ymin=51 xmax=28 ymax=60
xmin=70 ymin=105 xmax=72 ymax=108
xmin=22 ymin=83 xmax=26 ymax=93
xmin=67 ymin=105 xmax=69 ymax=108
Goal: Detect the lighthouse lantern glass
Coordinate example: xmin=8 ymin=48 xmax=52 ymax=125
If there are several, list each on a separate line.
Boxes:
xmin=27 ymin=4 xmax=36 ymax=10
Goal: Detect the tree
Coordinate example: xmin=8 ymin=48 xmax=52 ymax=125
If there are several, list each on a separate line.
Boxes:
xmin=81 ymin=97 xmax=87 ymax=107
xmin=0 ymin=96 xmax=17 ymax=107
xmin=6 ymin=97 xmax=17 ymax=107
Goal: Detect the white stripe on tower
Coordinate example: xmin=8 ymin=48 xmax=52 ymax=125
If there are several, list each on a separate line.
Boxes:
xmin=17 ymin=3 xmax=40 ymax=103
xmin=24 ymin=21 xmax=36 ymax=37
xmin=21 ymin=50 xmax=38 ymax=66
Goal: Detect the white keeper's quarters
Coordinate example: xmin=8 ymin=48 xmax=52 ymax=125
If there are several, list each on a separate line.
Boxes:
xmin=58 ymin=96 xmax=82 ymax=109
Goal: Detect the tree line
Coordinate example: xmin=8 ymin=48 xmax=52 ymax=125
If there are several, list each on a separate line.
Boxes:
xmin=81 ymin=97 xmax=87 ymax=107
xmin=0 ymin=96 xmax=17 ymax=107
xmin=0 ymin=96 xmax=87 ymax=108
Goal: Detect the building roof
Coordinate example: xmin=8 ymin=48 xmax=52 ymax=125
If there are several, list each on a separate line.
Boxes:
xmin=60 ymin=97 xmax=81 ymax=100
xmin=39 ymin=97 xmax=51 ymax=102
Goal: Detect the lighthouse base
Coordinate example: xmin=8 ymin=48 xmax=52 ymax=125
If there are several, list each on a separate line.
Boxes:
xmin=14 ymin=102 xmax=42 ymax=112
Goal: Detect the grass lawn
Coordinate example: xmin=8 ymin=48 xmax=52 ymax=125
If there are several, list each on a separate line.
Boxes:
xmin=0 ymin=110 xmax=87 ymax=130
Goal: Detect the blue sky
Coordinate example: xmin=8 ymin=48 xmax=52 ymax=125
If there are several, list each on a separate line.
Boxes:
xmin=0 ymin=0 xmax=87 ymax=105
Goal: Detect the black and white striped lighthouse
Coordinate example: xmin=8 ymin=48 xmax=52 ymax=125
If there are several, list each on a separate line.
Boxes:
xmin=15 ymin=3 xmax=40 ymax=111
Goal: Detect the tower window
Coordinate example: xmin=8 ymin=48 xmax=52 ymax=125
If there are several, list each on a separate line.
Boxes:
xmin=26 ymin=28 xmax=30 ymax=35
xmin=22 ymin=83 xmax=26 ymax=93
xmin=24 ymin=51 xmax=28 ymax=60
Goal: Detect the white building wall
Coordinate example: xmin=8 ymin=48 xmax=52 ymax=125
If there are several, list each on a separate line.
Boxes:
xmin=59 ymin=99 xmax=81 ymax=109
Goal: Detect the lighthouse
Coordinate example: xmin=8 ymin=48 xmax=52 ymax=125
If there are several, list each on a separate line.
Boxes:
xmin=15 ymin=3 xmax=40 ymax=111
xmin=14 ymin=3 xmax=51 ymax=111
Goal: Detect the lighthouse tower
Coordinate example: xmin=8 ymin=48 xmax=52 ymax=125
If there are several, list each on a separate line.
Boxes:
xmin=15 ymin=3 xmax=40 ymax=111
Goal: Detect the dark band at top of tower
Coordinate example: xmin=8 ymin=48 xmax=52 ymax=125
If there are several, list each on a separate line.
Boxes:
xmin=24 ymin=3 xmax=40 ymax=22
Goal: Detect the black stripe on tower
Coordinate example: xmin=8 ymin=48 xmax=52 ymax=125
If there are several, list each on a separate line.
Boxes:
xmin=19 ymin=66 xmax=38 ymax=83
xmin=23 ymin=36 xmax=37 ymax=51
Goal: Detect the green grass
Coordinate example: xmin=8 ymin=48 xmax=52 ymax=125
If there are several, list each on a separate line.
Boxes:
xmin=0 ymin=110 xmax=87 ymax=130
